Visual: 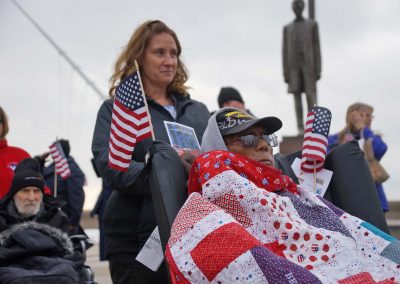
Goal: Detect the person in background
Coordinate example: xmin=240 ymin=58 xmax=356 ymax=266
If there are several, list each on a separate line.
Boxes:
xmin=0 ymin=106 xmax=30 ymax=199
xmin=328 ymin=102 xmax=389 ymax=212
xmin=216 ymin=86 xmax=254 ymax=116
xmin=0 ymin=158 xmax=90 ymax=283
xmin=42 ymin=139 xmax=86 ymax=234
xmin=92 ymin=20 xmax=209 ymax=283
xmin=0 ymin=158 xmax=69 ymax=233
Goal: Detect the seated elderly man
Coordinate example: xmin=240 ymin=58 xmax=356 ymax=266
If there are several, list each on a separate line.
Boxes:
xmin=166 ymin=108 xmax=400 ymax=283
xmin=0 ymin=158 xmax=88 ymax=283
xmin=0 ymin=158 xmax=69 ymax=233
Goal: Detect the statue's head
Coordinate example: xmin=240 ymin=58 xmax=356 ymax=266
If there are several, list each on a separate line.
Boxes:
xmin=292 ymin=0 xmax=305 ymax=18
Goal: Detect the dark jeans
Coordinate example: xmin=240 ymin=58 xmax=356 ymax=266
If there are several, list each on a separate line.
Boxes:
xmin=109 ymin=254 xmax=168 ymax=284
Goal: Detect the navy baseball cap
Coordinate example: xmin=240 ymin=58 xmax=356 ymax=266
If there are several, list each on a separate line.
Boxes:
xmin=217 ymin=109 xmax=282 ymax=136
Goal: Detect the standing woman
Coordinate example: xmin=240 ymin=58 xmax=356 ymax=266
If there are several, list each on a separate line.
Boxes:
xmin=328 ymin=102 xmax=389 ymax=212
xmin=92 ymin=20 xmax=209 ymax=283
xmin=0 ymin=106 xmax=30 ymax=199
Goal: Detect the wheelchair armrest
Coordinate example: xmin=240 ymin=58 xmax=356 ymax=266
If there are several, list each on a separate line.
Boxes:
xmin=68 ymin=234 xmax=94 ymax=258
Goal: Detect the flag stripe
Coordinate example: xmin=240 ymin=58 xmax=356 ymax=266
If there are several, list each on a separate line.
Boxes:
xmin=109 ymin=150 xmax=130 ymax=166
xmin=109 ymin=132 xmax=134 ymax=152
xmin=111 ymin=113 xmax=151 ymax=139
xmin=113 ymin=102 xmax=149 ymax=130
xmin=137 ymin=130 xmax=153 ymax=141
xmin=109 ymin=142 xmax=132 ymax=161
xmin=110 ymin=121 xmax=138 ymax=144
xmin=109 ymin=152 xmax=130 ymax=169
xmin=302 ymin=145 xmax=326 ymax=156
xmin=114 ymin=99 xmax=149 ymax=123
xmin=302 ymin=134 xmax=328 ymax=145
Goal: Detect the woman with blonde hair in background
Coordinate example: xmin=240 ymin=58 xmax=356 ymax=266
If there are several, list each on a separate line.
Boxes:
xmin=92 ymin=20 xmax=209 ymax=283
xmin=328 ymin=102 xmax=389 ymax=212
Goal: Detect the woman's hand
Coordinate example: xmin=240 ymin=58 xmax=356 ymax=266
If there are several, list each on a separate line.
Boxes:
xmin=349 ymin=110 xmax=366 ymax=131
xmin=180 ymin=151 xmax=196 ymax=176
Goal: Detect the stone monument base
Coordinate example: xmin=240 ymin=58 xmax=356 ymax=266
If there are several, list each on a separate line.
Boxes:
xmin=279 ymin=135 xmax=303 ymax=155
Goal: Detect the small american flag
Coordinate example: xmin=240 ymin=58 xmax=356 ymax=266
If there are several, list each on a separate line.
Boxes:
xmin=49 ymin=142 xmax=71 ymax=179
xmin=108 ymin=67 xmax=153 ymax=171
xmin=297 ymin=254 xmax=305 ymax=263
xmin=301 ymin=106 xmax=332 ymax=173
xmin=311 ymin=244 xmax=319 ymax=252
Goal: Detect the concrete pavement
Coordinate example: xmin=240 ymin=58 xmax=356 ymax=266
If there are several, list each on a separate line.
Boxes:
xmin=81 ymin=212 xmax=112 ymax=284
xmin=85 ymin=229 xmax=112 ymax=284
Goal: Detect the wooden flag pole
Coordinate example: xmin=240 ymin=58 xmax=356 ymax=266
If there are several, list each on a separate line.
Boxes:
xmin=53 ymin=137 xmax=58 ymax=198
xmin=313 ymin=160 xmax=317 ymax=194
xmin=134 ymin=60 xmax=155 ymax=140
xmin=53 ymin=169 xmax=57 ymax=198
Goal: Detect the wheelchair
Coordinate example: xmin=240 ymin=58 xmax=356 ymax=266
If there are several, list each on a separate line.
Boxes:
xmin=0 ymin=221 xmax=97 ymax=283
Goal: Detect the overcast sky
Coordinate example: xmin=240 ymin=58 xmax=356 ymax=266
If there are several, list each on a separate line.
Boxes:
xmin=1 ymin=0 xmax=400 ymax=208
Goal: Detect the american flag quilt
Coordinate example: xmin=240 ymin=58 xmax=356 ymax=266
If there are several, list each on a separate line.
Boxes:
xmin=166 ymin=150 xmax=400 ymax=283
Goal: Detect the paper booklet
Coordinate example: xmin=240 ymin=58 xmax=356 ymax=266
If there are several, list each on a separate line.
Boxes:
xmin=164 ymin=121 xmax=201 ymax=157
xmin=291 ymin=157 xmax=333 ymax=197
xmin=135 ymin=227 xmax=164 ymax=271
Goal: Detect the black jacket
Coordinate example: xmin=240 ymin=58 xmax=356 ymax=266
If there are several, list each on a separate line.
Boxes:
xmin=43 ymin=156 xmax=86 ymax=227
xmin=0 ymin=194 xmax=69 ymax=234
xmin=0 ymin=221 xmax=84 ymax=283
xmin=91 ymin=93 xmax=209 ymax=258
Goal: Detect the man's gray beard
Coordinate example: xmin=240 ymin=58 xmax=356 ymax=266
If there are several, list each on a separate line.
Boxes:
xmin=15 ymin=202 xmax=41 ymax=218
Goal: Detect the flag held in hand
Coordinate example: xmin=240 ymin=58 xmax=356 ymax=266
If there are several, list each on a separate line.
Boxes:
xmin=108 ymin=64 xmax=153 ymax=171
xmin=49 ymin=141 xmax=71 ymax=179
xmin=301 ymin=106 xmax=332 ymax=173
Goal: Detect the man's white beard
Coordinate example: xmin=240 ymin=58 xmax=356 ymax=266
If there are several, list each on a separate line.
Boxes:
xmin=15 ymin=201 xmax=41 ymax=218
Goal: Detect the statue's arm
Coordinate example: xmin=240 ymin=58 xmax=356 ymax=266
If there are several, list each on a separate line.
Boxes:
xmin=314 ymin=22 xmax=322 ymax=80
xmin=282 ymin=26 xmax=289 ymax=83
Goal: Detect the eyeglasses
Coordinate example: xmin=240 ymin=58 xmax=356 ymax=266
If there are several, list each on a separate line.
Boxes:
xmin=227 ymin=133 xmax=278 ymax=148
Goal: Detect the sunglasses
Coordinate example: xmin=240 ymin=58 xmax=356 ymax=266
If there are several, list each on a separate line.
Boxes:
xmin=227 ymin=133 xmax=278 ymax=148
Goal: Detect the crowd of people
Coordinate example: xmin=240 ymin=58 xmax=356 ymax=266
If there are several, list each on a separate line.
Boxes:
xmin=1 ymin=17 xmax=395 ymax=284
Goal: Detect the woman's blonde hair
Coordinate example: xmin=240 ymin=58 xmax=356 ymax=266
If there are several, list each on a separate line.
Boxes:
xmin=345 ymin=102 xmax=373 ymax=127
xmin=0 ymin=106 xmax=9 ymax=139
xmin=338 ymin=102 xmax=373 ymax=143
xmin=109 ymin=20 xmax=188 ymax=97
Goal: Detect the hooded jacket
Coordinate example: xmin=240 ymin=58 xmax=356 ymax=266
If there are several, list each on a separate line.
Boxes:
xmin=91 ymin=93 xmax=209 ymax=258
xmin=0 ymin=187 xmax=69 ymax=234
xmin=0 ymin=221 xmax=83 ymax=283
xmin=200 ymin=107 xmax=237 ymax=153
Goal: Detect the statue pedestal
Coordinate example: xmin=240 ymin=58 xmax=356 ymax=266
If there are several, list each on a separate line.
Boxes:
xmin=279 ymin=135 xmax=303 ymax=155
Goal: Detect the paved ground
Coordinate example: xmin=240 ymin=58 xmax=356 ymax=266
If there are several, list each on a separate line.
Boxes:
xmin=81 ymin=212 xmax=113 ymax=284
xmin=85 ymin=229 xmax=112 ymax=284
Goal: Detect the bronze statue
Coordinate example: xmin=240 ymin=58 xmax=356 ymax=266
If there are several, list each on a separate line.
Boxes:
xmin=283 ymin=0 xmax=321 ymax=134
